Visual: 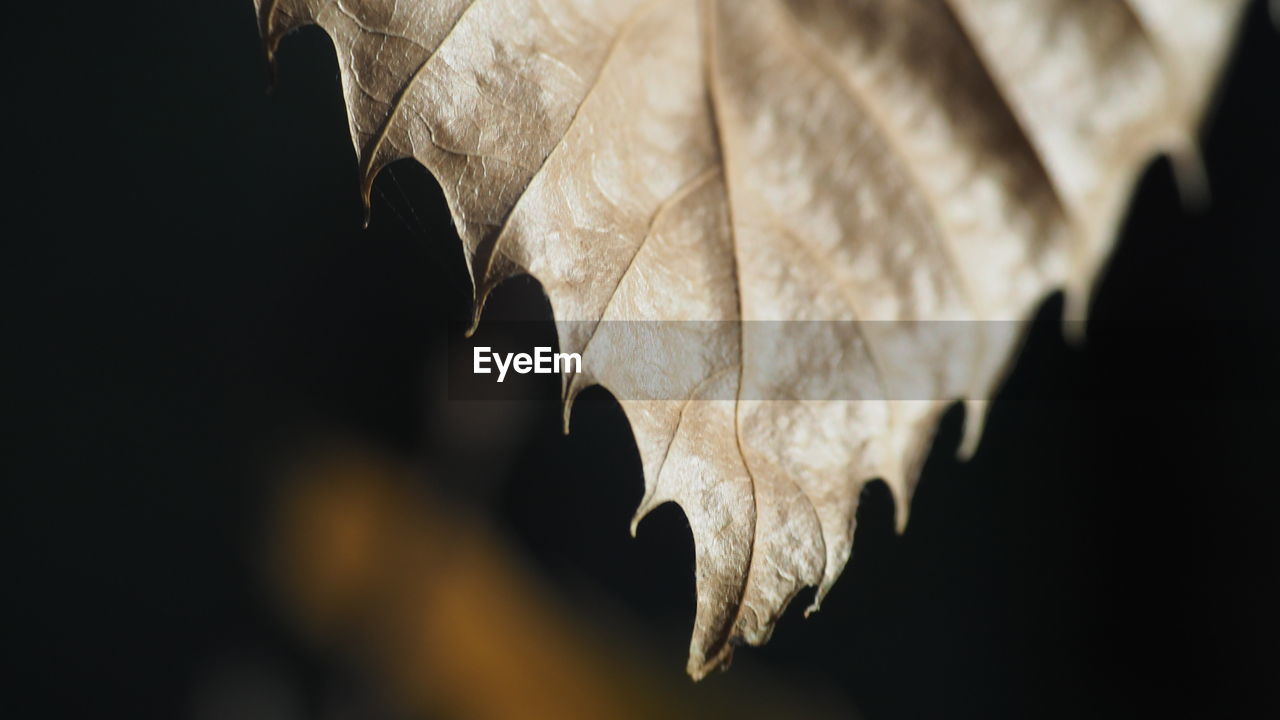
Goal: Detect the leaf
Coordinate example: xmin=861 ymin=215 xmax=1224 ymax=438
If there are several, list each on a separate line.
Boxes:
xmin=254 ymin=0 xmax=1246 ymax=678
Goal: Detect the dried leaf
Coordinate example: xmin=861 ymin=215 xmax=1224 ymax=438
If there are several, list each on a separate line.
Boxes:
xmin=254 ymin=0 xmax=1246 ymax=678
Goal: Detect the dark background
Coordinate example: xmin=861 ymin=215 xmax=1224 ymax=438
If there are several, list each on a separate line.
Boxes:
xmin=4 ymin=1 xmax=1278 ymax=718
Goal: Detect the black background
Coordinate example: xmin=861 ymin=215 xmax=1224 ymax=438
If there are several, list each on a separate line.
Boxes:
xmin=5 ymin=2 xmax=1279 ymax=718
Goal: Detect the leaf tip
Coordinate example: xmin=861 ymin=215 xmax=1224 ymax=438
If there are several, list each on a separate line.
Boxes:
xmin=628 ymin=505 xmax=646 ymax=538
xmin=957 ymin=399 xmax=988 ymax=461
xmin=262 ymin=47 xmax=278 ymax=93
xmin=463 ymin=286 xmax=494 ymax=339
xmin=804 ymin=596 xmax=822 ymax=619
xmin=1061 ymin=283 xmax=1090 ymax=345
xmin=882 ymin=469 xmax=912 ymax=535
xmin=629 ymin=492 xmax=663 ymax=538
xmin=561 ymin=374 xmax=586 ymax=435
xmin=255 ymin=1 xmax=282 ymax=92
xmin=686 ymin=643 xmax=734 ymax=682
xmin=1169 ymin=139 xmax=1211 ymax=213
xmin=358 ymin=175 xmax=375 ymax=230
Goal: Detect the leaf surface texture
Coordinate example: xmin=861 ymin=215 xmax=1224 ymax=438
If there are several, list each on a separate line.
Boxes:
xmin=255 ymin=0 xmax=1246 ymax=678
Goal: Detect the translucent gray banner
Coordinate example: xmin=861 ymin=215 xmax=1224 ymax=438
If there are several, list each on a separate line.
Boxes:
xmin=447 ymin=320 xmax=1089 ymax=401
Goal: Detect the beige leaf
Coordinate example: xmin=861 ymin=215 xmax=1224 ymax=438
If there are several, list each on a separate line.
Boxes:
xmin=254 ymin=0 xmax=1246 ymax=678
